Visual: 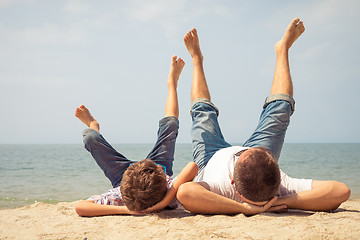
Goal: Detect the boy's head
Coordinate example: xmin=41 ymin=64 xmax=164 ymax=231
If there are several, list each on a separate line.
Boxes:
xmin=233 ymin=147 xmax=280 ymax=203
xmin=120 ymin=159 xmax=167 ymax=211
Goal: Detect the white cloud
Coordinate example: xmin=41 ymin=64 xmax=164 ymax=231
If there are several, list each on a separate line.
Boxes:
xmin=299 ymin=43 xmax=330 ymax=60
xmin=63 ymin=0 xmax=94 ymax=15
xmin=0 ymin=0 xmax=37 ymax=9
xmin=21 ymin=23 xmax=85 ymax=44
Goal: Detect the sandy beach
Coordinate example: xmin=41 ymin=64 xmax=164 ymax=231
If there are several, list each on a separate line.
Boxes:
xmin=0 ymin=199 xmax=359 ymax=240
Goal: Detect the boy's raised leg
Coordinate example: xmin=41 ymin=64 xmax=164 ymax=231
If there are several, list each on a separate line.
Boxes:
xmin=165 ymin=55 xmax=185 ymax=118
xmin=146 ymin=55 xmax=184 ymax=176
xmin=75 ymin=105 xmax=100 ymax=133
xmin=184 ymin=28 xmax=210 ymax=102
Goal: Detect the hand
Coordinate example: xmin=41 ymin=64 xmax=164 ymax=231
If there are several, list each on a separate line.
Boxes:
xmin=139 ymin=201 xmax=166 ymax=214
xmin=127 ymin=209 xmax=147 ymax=216
xmin=242 ymin=197 xmax=287 ymax=216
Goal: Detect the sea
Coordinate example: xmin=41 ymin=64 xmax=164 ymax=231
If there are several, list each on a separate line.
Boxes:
xmin=0 ymin=143 xmax=359 ymax=209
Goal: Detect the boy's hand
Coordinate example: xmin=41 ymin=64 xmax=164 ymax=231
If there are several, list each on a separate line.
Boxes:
xmin=140 ymin=201 xmax=167 ymax=214
xmin=127 ymin=209 xmax=147 ymax=215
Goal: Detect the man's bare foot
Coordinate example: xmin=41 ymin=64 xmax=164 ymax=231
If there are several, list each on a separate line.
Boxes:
xmin=275 ymin=18 xmax=305 ymax=52
xmin=184 ymin=28 xmax=203 ymax=60
xmin=168 ymin=55 xmax=185 ymax=87
xmin=75 ymin=105 xmax=100 ymax=132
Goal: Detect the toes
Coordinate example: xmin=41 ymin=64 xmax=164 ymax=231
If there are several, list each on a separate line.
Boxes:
xmin=172 ymin=55 xmax=177 ymax=62
xmin=178 ymin=58 xmax=185 ymax=66
xmin=297 ymin=22 xmax=305 ymax=33
xmin=297 ymin=21 xmax=304 ymax=28
xmin=184 ymin=31 xmax=192 ymax=41
xmin=75 ymin=108 xmax=81 ymax=116
xmin=292 ymin=18 xmax=300 ymax=25
xmin=191 ymin=28 xmax=197 ymax=37
xmin=184 ymin=28 xmax=197 ymax=39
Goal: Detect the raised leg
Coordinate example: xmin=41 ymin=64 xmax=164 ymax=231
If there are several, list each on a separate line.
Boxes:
xmin=271 ymin=18 xmax=305 ymax=97
xmin=75 ymin=105 xmax=132 ymax=187
xmin=184 ymin=28 xmax=211 ymax=102
xmin=243 ymin=18 xmax=305 ymax=160
xmin=165 ymin=55 xmax=185 ymax=118
xmin=75 ymin=105 xmax=100 ymax=132
xmin=146 ymin=55 xmax=184 ymax=176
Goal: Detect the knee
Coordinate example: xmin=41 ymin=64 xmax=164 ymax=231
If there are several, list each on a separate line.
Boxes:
xmin=82 ymin=129 xmax=101 ymax=146
xmin=166 ymin=117 xmax=179 ymax=133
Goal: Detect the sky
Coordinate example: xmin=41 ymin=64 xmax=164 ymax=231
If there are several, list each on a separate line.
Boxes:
xmin=0 ymin=0 xmax=359 ymax=144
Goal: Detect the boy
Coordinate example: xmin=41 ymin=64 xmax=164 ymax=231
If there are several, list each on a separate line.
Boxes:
xmin=75 ymin=56 xmax=198 ymax=216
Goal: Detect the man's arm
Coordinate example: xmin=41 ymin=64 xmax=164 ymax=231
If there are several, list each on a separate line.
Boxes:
xmin=275 ymin=180 xmax=350 ymax=211
xmin=75 ymin=200 xmax=139 ymax=217
xmin=144 ymin=162 xmax=198 ymax=213
xmin=177 ymin=181 xmax=286 ymax=215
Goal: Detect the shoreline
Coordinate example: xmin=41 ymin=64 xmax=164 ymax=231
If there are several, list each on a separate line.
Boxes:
xmin=1 ymin=199 xmax=359 ymax=239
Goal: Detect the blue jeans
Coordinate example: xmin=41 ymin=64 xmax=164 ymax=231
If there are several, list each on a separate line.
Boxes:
xmin=83 ymin=116 xmax=179 ymax=187
xmin=191 ymin=94 xmax=295 ymax=172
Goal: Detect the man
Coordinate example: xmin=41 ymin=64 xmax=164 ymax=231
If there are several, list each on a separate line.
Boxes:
xmin=177 ymin=18 xmax=350 ymax=215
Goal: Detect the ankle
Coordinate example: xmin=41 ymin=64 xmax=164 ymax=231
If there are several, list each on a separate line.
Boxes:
xmin=167 ymin=78 xmax=178 ymax=88
xmin=192 ymin=56 xmax=203 ymax=65
xmin=89 ymin=120 xmax=99 ymax=130
xmin=275 ymin=43 xmax=290 ymax=54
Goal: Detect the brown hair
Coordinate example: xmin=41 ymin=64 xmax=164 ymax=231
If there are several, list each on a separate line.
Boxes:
xmin=233 ymin=147 xmax=280 ymax=202
xmin=120 ymin=159 xmax=167 ymax=211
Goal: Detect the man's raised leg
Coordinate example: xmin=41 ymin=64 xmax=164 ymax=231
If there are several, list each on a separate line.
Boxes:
xmin=185 ymin=28 xmax=230 ymax=172
xmin=271 ymin=18 xmax=305 ymax=97
xmin=184 ymin=28 xmax=211 ymax=102
xmin=243 ymin=18 xmax=305 ymax=160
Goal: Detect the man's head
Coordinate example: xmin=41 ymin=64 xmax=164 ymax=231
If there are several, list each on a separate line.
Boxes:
xmin=120 ymin=159 xmax=167 ymax=211
xmin=233 ymin=147 xmax=280 ymax=204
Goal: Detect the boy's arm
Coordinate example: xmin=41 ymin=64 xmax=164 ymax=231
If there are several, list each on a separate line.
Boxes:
xmin=177 ymin=181 xmax=286 ymax=215
xmin=75 ymin=200 xmax=140 ymax=217
xmin=143 ymin=161 xmax=198 ymax=213
xmin=274 ymin=180 xmax=350 ymax=211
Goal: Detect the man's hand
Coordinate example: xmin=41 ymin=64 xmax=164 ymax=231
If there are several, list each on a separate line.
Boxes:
xmin=241 ymin=197 xmax=287 ymax=216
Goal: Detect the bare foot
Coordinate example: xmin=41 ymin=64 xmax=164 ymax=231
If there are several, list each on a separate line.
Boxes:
xmin=168 ymin=55 xmax=185 ymax=87
xmin=184 ymin=28 xmax=203 ymax=60
xmin=75 ymin=105 xmax=99 ymax=132
xmin=275 ymin=18 xmax=305 ymax=52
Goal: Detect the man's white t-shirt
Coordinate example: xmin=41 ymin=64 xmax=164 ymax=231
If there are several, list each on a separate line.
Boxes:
xmin=194 ymin=146 xmax=312 ymax=202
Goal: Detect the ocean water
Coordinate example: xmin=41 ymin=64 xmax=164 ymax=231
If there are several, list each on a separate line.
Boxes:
xmin=0 ymin=143 xmax=359 ymax=209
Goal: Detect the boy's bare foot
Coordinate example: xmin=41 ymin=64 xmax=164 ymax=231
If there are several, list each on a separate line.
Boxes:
xmin=168 ymin=55 xmax=185 ymax=87
xmin=75 ymin=105 xmax=100 ymax=132
xmin=184 ymin=28 xmax=203 ymax=60
xmin=275 ymin=18 xmax=305 ymax=52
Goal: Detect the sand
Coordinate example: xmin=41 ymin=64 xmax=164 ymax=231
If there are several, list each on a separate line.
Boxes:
xmin=0 ymin=199 xmax=359 ymax=240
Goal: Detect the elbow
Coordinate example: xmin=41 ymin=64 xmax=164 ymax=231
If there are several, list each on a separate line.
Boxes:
xmin=189 ymin=162 xmax=199 ymax=179
xmin=75 ymin=201 xmax=89 ymax=217
xmin=176 ymin=182 xmax=195 ymax=209
xmin=329 ymin=181 xmax=351 ymax=211
xmin=337 ymin=182 xmax=351 ymax=203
